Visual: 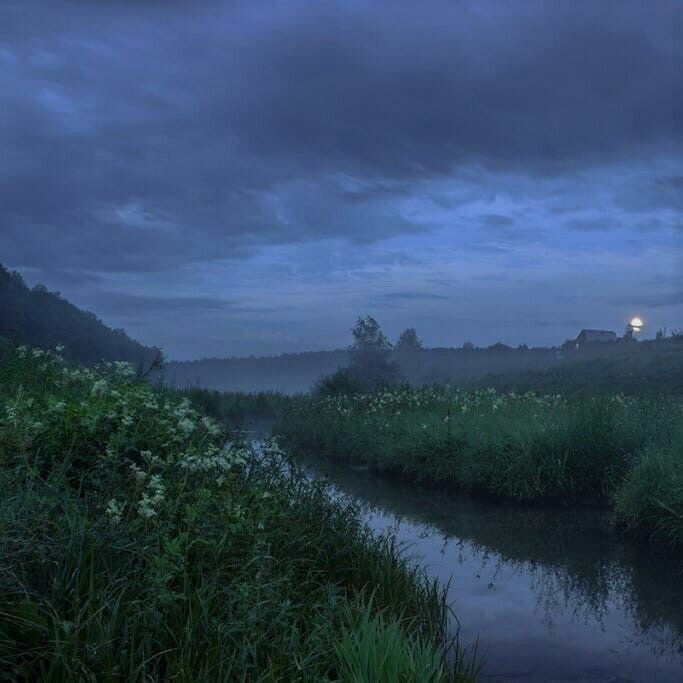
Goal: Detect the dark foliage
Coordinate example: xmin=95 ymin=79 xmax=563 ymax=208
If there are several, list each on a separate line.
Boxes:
xmin=0 ymin=263 xmax=160 ymax=368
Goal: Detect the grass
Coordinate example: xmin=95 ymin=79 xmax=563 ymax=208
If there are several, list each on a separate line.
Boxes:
xmin=462 ymin=338 xmax=683 ymax=396
xmin=614 ymin=443 xmax=683 ymax=550
xmin=168 ymin=386 xmax=290 ymax=424
xmin=277 ymin=387 xmax=683 ymax=554
xmin=0 ymin=346 xmax=475 ymax=681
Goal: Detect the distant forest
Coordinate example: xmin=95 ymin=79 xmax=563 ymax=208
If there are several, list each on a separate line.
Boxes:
xmin=0 ymin=263 xmax=159 ymax=368
xmin=164 ymin=339 xmax=683 ymax=395
xmin=163 ymin=346 xmax=556 ymax=393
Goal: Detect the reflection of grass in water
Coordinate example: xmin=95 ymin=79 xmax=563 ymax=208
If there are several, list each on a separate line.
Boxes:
xmin=305 ymin=458 xmax=683 ymax=665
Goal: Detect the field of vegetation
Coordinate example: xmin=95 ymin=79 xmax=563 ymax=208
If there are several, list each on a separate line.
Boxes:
xmin=464 ymin=338 xmax=683 ymax=396
xmin=0 ymin=346 xmax=476 ymax=681
xmin=277 ymin=387 xmax=683 ymax=553
xmin=171 ymin=386 xmax=290 ymax=425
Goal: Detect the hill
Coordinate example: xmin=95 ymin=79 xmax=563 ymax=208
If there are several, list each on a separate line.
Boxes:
xmin=0 ymin=263 xmax=160 ymax=368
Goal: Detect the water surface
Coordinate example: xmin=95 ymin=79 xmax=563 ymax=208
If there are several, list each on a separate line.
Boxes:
xmin=300 ymin=456 xmax=683 ymax=682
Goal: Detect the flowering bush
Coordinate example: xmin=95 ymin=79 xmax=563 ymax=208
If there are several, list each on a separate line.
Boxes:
xmin=0 ymin=346 xmax=470 ymax=680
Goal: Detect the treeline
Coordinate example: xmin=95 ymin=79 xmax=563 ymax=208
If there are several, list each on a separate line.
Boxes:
xmin=164 ymin=323 xmax=564 ymax=393
xmin=165 ymin=350 xmax=350 ymax=393
xmin=165 ymin=347 xmax=564 ymax=395
xmin=167 ymin=315 xmax=683 ymax=395
xmin=465 ymin=338 xmax=683 ymax=396
xmin=0 ymin=263 xmax=160 ymax=368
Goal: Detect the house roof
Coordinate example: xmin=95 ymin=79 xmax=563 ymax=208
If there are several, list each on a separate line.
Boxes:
xmin=576 ymin=329 xmax=617 ymax=340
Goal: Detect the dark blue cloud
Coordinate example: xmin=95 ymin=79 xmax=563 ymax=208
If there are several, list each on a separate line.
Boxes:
xmin=1 ymin=0 xmax=681 ymax=356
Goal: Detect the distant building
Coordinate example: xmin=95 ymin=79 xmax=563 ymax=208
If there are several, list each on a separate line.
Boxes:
xmin=575 ymin=329 xmax=618 ymax=347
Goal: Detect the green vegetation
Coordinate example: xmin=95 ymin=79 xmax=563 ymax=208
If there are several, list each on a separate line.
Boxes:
xmin=277 ymin=387 xmax=683 ymax=553
xmin=0 ymin=347 xmax=474 ymax=681
xmin=466 ymin=339 xmax=683 ymax=396
xmin=614 ymin=443 xmax=683 ymax=550
xmin=0 ymin=263 xmax=159 ymax=368
xmin=171 ymin=386 xmax=290 ymax=424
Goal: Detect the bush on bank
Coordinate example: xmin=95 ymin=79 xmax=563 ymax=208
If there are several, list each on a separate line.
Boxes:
xmin=0 ymin=347 xmax=473 ymax=681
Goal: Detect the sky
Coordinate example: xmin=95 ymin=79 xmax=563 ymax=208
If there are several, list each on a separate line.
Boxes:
xmin=1 ymin=0 xmax=681 ymax=359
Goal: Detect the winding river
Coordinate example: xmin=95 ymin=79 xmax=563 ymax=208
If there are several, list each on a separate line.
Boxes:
xmin=244 ymin=420 xmax=683 ymax=682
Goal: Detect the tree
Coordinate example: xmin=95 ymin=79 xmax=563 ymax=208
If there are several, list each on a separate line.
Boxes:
xmin=350 ymin=315 xmax=392 ymax=355
xmin=348 ymin=315 xmax=401 ymax=391
xmin=314 ymin=367 xmax=365 ymax=397
xmin=0 ymin=260 xmax=160 ymax=368
xmin=395 ymin=327 xmax=423 ymax=352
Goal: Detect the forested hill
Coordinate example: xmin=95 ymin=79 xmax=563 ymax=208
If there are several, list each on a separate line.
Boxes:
xmin=0 ymin=263 xmax=160 ymax=367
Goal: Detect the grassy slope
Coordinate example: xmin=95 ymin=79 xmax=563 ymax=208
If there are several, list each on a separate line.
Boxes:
xmin=0 ymin=347 xmax=474 ymax=681
xmin=277 ymin=388 xmax=683 ymax=554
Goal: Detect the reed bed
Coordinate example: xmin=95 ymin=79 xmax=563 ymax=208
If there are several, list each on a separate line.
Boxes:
xmin=278 ymin=387 xmax=683 ymax=553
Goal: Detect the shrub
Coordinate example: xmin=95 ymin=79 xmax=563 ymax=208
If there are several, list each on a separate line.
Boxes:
xmin=314 ymin=367 xmax=366 ymax=397
xmin=0 ymin=346 xmax=470 ymax=680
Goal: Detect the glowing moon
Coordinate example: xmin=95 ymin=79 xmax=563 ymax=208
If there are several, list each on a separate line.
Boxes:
xmin=630 ymin=317 xmax=643 ymax=328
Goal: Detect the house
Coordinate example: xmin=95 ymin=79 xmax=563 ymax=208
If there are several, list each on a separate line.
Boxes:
xmin=575 ymin=329 xmax=617 ymax=347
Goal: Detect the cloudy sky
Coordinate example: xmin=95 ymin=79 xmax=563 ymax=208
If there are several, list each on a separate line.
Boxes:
xmin=1 ymin=0 xmax=681 ymax=359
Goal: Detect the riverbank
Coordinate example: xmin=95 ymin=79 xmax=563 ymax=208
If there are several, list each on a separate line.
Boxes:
xmin=298 ymin=455 xmax=683 ymax=682
xmin=0 ymin=347 xmax=474 ymax=681
xmin=277 ymin=388 xmax=683 ymax=553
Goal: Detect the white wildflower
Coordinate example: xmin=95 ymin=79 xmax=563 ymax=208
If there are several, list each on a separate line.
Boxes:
xmin=105 ymin=499 xmax=124 ymax=525
xmin=114 ymin=361 xmax=135 ymax=377
xmin=178 ymin=418 xmax=195 ymax=434
xmin=91 ymin=379 xmax=108 ymax=397
xmin=138 ymin=474 xmax=165 ymax=519
xmin=129 ymin=463 xmax=147 ymax=483
xmin=201 ymin=415 xmax=221 ymax=436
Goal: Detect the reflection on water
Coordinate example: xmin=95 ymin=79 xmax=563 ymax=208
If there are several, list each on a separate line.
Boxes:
xmin=300 ymin=456 xmax=683 ymax=683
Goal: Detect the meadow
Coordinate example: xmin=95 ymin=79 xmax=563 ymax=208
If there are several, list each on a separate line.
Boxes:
xmin=277 ymin=387 xmax=683 ymax=553
xmin=0 ymin=346 xmax=476 ymax=681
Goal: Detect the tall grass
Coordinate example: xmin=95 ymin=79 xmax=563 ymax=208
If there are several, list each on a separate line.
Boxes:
xmin=169 ymin=386 xmax=289 ymax=423
xmin=277 ymin=387 xmax=683 ymax=552
xmin=614 ymin=441 xmax=683 ymax=550
xmin=0 ymin=347 xmax=472 ymax=680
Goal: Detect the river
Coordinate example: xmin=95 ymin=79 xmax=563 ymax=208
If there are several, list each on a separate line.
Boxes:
xmin=243 ymin=420 xmax=683 ymax=682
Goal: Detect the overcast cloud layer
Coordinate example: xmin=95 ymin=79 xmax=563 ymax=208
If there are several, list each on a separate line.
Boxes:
xmin=2 ymin=0 xmax=681 ymax=358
